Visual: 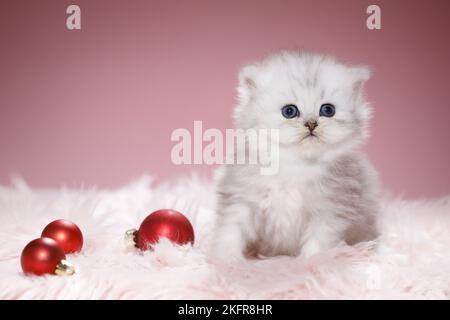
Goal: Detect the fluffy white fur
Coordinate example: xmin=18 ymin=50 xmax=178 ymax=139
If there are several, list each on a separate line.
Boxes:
xmin=213 ymin=51 xmax=379 ymax=261
xmin=0 ymin=175 xmax=449 ymax=299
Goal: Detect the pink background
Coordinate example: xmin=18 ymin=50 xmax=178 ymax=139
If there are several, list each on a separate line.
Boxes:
xmin=0 ymin=0 xmax=449 ymax=198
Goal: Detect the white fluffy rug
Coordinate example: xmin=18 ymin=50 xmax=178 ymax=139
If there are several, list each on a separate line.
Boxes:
xmin=1 ymin=175 xmax=449 ymax=299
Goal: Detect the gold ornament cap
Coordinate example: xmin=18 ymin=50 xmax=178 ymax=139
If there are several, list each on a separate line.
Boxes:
xmin=55 ymin=259 xmax=75 ymax=276
xmin=124 ymin=229 xmax=138 ymax=247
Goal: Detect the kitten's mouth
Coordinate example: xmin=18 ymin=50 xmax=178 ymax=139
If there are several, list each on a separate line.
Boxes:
xmin=300 ymin=132 xmax=319 ymax=143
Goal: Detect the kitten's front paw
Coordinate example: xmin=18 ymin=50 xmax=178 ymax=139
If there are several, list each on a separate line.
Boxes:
xmin=209 ymin=245 xmax=246 ymax=264
xmin=210 ymin=222 xmax=248 ymax=264
xmin=299 ymin=241 xmax=321 ymax=259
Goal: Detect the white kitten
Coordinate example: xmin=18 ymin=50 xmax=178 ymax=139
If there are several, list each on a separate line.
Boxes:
xmin=212 ymin=51 xmax=379 ymax=261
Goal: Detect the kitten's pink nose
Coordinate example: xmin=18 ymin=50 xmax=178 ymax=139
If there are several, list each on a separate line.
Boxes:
xmin=305 ymin=121 xmax=318 ymax=132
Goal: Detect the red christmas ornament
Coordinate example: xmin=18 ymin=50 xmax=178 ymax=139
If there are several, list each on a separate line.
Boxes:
xmin=126 ymin=209 xmax=195 ymax=250
xmin=41 ymin=219 xmax=83 ymax=254
xmin=21 ymin=238 xmax=75 ymax=276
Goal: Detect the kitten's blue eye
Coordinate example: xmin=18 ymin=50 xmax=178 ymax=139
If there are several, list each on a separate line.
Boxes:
xmin=281 ymin=104 xmax=299 ymax=119
xmin=319 ymin=103 xmax=336 ymax=117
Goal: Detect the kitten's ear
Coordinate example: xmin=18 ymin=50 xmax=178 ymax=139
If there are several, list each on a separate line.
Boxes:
xmin=237 ymin=64 xmax=259 ymax=105
xmin=350 ymin=65 xmax=372 ymax=95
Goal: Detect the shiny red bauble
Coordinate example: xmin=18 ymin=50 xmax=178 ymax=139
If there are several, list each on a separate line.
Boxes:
xmin=134 ymin=209 xmax=195 ymax=250
xmin=41 ymin=219 xmax=83 ymax=253
xmin=21 ymin=238 xmax=66 ymax=275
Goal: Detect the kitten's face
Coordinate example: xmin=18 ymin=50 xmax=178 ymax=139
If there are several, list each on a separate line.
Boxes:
xmin=234 ymin=51 xmax=372 ymax=159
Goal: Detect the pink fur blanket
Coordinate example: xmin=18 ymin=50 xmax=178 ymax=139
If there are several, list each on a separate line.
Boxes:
xmin=1 ymin=175 xmax=449 ymax=299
